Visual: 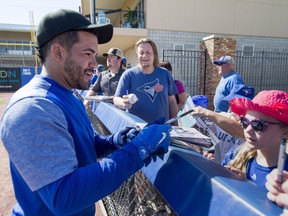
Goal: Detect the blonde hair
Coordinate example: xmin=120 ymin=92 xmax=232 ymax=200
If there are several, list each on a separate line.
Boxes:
xmin=228 ymin=143 xmax=256 ymax=173
xmin=135 ymin=38 xmax=159 ymax=67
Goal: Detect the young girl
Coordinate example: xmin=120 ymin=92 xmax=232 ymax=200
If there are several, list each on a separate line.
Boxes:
xmin=222 ymin=90 xmax=288 ymax=187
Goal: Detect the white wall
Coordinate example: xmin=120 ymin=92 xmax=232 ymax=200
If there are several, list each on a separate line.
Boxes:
xmin=146 ymin=0 xmax=288 ymax=38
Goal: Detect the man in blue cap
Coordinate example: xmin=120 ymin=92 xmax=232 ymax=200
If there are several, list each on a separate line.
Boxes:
xmin=213 ymin=55 xmax=245 ymax=112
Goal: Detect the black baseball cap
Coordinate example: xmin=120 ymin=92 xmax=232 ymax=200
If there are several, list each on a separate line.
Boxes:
xmin=36 ymin=9 xmax=113 ymax=48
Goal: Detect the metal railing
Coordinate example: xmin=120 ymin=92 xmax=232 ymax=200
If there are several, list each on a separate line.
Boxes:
xmin=162 ymin=49 xmax=202 ymax=96
xmin=2 ymin=45 xmax=288 ymax=94
xmin=0 ymin=41 xmax=36 ymax=67
xmin=87 ymin=8 xmax=145 ymax=29
xmin=163 ymin=49 xmax=288 ymax=95
xmin=235 ymin=50 xmax=288 ymax=93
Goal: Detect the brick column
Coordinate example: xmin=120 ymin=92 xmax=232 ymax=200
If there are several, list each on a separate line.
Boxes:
xmin=199 ymin=35 xmax=236 ymax=110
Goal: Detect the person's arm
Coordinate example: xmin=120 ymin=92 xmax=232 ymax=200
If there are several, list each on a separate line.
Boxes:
xmin=37 ymin=123 xmax=171 ymax=215
xmin=266 ymin=169 xmax=288 ymax=205
xmin=192 ymin=106 xmax=244 ymax=138
xmin=177 ymin=92 xmax=188 ymax=111
xmin=169 ymin=95 xmax=178 ymax=126
xmin=113 ymin=96 xmax=132 ymax=110
xmin=4 ymin=97 xmax=170 ymax=215
xmin=175 ymin=80 xmax=188 ymax=111
xmin=36 ymin=143 xmax=143 ymax=215
xmin=83 ymin=73 xmax=104 ymax=109
xmin=266 ymin=168 xmax=288 ymax=214
xmin=113 ymin=71 xmax=133 ymax=110
xmin=83 ymin=89 xmax=97 ymax=109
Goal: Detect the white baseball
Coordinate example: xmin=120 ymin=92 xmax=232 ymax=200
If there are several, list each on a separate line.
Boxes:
xmin=127 ymin=94 xmax=138 ymax=104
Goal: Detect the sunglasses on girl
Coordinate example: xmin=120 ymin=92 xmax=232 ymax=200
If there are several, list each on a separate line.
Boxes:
xmin=240 ymin=116 xmax=280 ymax=132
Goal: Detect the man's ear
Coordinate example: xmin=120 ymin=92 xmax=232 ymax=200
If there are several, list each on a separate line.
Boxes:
xmin=51 ymin=43 xmax=64 ymax=61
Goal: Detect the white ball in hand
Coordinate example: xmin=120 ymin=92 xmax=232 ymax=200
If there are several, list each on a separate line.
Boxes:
xmin=127 ymin=94 xmax=138 ymax=104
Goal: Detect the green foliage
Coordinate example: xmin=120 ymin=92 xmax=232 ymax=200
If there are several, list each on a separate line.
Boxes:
xmin=123 ymin=7 xmax=140 ymax=28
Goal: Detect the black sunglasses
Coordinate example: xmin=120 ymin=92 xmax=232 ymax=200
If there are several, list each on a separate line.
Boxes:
xmin=240 ymin=116 xmax=280 ymax=132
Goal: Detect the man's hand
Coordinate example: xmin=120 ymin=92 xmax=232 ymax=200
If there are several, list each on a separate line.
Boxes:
xmin=83 ymin=99 xmax=90 ymax=110
xmin=113 ymin=125 xmax=141 ymax=148
xmin=131 ymin=123 xmax=172 ymax=166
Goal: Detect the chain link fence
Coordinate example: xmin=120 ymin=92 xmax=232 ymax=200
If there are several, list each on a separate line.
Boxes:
xmin=88 ymin=108 xmax=177 ymax=215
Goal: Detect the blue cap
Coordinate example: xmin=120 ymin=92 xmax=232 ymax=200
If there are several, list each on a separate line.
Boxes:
xmin=97 ymin=64 xmax=105 ymax=72
xmin=122 ymin=57 xmax=127 ymax=64
xmin=223 ymin=84 xmax=255 ymax=101
xmin=213 ymin=56 xmax=234 ymax=65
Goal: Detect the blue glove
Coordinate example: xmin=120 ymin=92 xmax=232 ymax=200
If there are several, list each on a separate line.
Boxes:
xmin=131 ymin=123 xmax=172 ymax=166
xmin=113 ymin=125 xmax=141 ymax=148
xmin=144 ymin=117 xmax=167 ymax=162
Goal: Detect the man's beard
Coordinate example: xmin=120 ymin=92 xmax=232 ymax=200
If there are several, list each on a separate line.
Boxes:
xmin=140 ymin=61 xmax=150 ymax=68
xmin=64 ymin=56 xmax=90 ymax=90
xmin=141 ymin=64 xmax=150 ymax=68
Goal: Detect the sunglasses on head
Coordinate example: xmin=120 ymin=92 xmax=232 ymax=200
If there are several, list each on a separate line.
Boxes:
xmin=240 ymin=116 xmax=280 ymax=132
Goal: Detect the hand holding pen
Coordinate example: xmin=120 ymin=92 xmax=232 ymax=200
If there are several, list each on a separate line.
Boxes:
xmin=164 ymin=109 xmax=194 ymax=124
xmin=125 ymin=90 xmax=129 ymax=112
xmin=277 ymin=139 xmax=288 ymax=214
xmin=278 ymin=139 xmax=287 ymax=183
xmin=123 ymin=109 xmax=194 ymax=144
xmin=266 ymin=168 xmax=288 ymax=213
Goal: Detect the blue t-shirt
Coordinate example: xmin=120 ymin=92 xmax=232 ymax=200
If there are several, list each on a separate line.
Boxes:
xmin=213 ymin=71 xmax=244 ymax=112
xmin=222 ymin=145 xmax=288 ymax=187
xmin=0 ymin=75 xmax=143 ymax=215
xmin=115 ymin=66 xmax=178 ymax=122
